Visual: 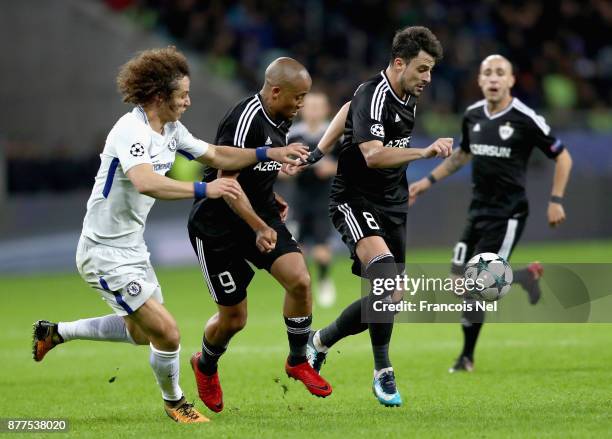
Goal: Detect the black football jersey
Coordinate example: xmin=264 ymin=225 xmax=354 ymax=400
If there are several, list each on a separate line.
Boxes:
xmin=330 ymin=71 xmax=417 ymax=212
xmin=460 ymin=98 xmax=565 ymax=218
xmin=191 ymin=94 xmax=290 ymax=229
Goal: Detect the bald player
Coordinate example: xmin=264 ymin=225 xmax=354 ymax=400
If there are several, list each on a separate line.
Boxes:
xmin=187 ymin=57 xmax=332 ymax=413
xmin=31 ymin=47 xmax=309 ymax=424
xmin=409 ymin=54 xmax=573 ymax=373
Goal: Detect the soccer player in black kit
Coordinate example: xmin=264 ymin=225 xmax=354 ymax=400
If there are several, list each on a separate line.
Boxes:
xmin=187 ymin=57 xmax=333 ymax=414
xmin=300 ymin=26 xmax=452 ymax=407
xmin=409 ymin=55 xmax=573 ymax=373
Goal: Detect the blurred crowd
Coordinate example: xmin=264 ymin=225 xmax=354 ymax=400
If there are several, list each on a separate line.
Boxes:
xmin=107 ymin=0 xmax=612 ymax=114
xmin=5 ymin=0 xmax=611 ymax=194
xmin=3 ymin=139 xmax=102 ymax=193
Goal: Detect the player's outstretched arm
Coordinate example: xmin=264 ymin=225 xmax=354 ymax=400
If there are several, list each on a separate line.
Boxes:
xmin=126 ymin=163 xmax=241 ymax=200
xmin=199 ymin=143 xmax=309 ymax=170
xmin=317 ymin=101 xmax=350 ymax=155
xmin=217 ymin=170 xmax=277 ymax=253
xmin=359 ymin=137 xmax=453 ymax=169
xmin=408 ymin=148 xmax=472 ymax=206
xmin=285 ymin=101 xmax=351 ymax=176
xmin=548 ymin=148 xmax=572 ymax=228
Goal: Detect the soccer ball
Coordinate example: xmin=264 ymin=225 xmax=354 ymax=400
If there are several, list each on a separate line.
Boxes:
xmin=463 ymin=252 xmax=513 ymax=302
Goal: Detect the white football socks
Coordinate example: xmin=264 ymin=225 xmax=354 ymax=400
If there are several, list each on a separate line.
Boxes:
xmin=149 ymin=343 xmax=183 ymax=402
xmin=57 ymin=316 xmax=182 ymax=402
xmin=58 ymin=315 xmax=135 ymax=344
xmin=374 ymin=366 xmax=394 ymax=379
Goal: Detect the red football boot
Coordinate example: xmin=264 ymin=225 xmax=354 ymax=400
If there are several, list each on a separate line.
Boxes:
xmin=527 ymin=261 xmax=544 ymax=279
xmin=525 ymin=261 xmax=544 ymax=305
xmin=190 ymin=352 xmax=224 ymax=413
xmin=285 ymin=359 xmax=332 ymax=398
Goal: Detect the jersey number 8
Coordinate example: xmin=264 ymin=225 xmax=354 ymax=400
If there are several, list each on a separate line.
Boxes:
xmin=363 ymin=212 xmax=380 ymax=230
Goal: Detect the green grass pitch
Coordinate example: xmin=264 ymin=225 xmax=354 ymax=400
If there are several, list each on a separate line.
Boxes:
xmin=1 ymin=240 xmax=611 ymax=438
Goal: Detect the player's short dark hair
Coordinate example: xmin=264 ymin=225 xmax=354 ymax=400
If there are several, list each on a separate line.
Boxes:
xmin=116 ymin=46 xmax=190 ymax=105
xmin=391 ymin=26 xmax=443 ymax=64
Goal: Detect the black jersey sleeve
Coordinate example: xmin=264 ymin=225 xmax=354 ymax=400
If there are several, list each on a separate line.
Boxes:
xmin=459 ymin=114 xmax=471 ymax=153
xmin=527 ymin=115 xmax=565 ymax=159
xmin=351 ymin=83 xmax=387 ymax=145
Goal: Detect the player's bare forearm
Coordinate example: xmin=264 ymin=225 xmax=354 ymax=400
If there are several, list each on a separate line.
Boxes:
xmin=199 ymin=145 xmax=257 ymax=170
xmin=140 ymin=178 xmax=194 ymax=199
xmin=201 ymin=144 xmax=308 ymax=169
xmin=431 ymin=149 xmax=472 ymax=181
xmin=127 ymin=164 xmax=241 ymax=200
xmin=359 ymin=142 xmax=431 ymax=168
xmin=360 ymin=138 xmax=452 ymax=168
xmin=365 ymin=148 xmax=427 ymax=168
xmin=127 ymin=164 xmax=197 ymax=199
xmin=547 ymin=149 xmax=571 ymax=227
xmin=224 ymin=192 xmax=269 ymax=231
xmin=219 ymin=171 xmax=268 ymax=231
xmin=551 ymin=149 xmax=572 ymax=197
xmin=317 ymin=101 xmax=350 ymax=154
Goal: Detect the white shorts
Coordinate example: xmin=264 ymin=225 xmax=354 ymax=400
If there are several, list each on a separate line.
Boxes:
xmin=76 ymin=236 xmax=163 ymax=316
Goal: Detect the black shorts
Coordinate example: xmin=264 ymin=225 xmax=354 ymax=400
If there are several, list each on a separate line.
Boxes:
xmin=188 ymin=219 xmax=301 ymax=306
xmin=450 ymin=215 xmax=527 ymax=275
xmin=330 ymin=200 xmax=406 ymax=277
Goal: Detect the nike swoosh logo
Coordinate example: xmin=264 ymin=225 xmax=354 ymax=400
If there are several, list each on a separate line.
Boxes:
xmin=307 ymin=383 xmax=329 ymax=391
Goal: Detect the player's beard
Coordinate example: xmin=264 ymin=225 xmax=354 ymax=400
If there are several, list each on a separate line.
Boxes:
xmin=401 ymin=72 xmax=421 ymax=97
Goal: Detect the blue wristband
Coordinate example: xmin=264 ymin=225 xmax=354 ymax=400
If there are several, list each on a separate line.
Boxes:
xmin=194 ymin=181 xmax=207 ymax=200
xmin=255 ymin=146 xmax=269 ymax=161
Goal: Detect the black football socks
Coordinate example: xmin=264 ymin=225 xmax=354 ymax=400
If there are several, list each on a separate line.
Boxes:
xmin=198 ymin=337 xmax=226 ymax=375
xmin=319 ymin=297 xmax=369 ymax=348
xmin=285 ymin=315 xmax=312 ymax=366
